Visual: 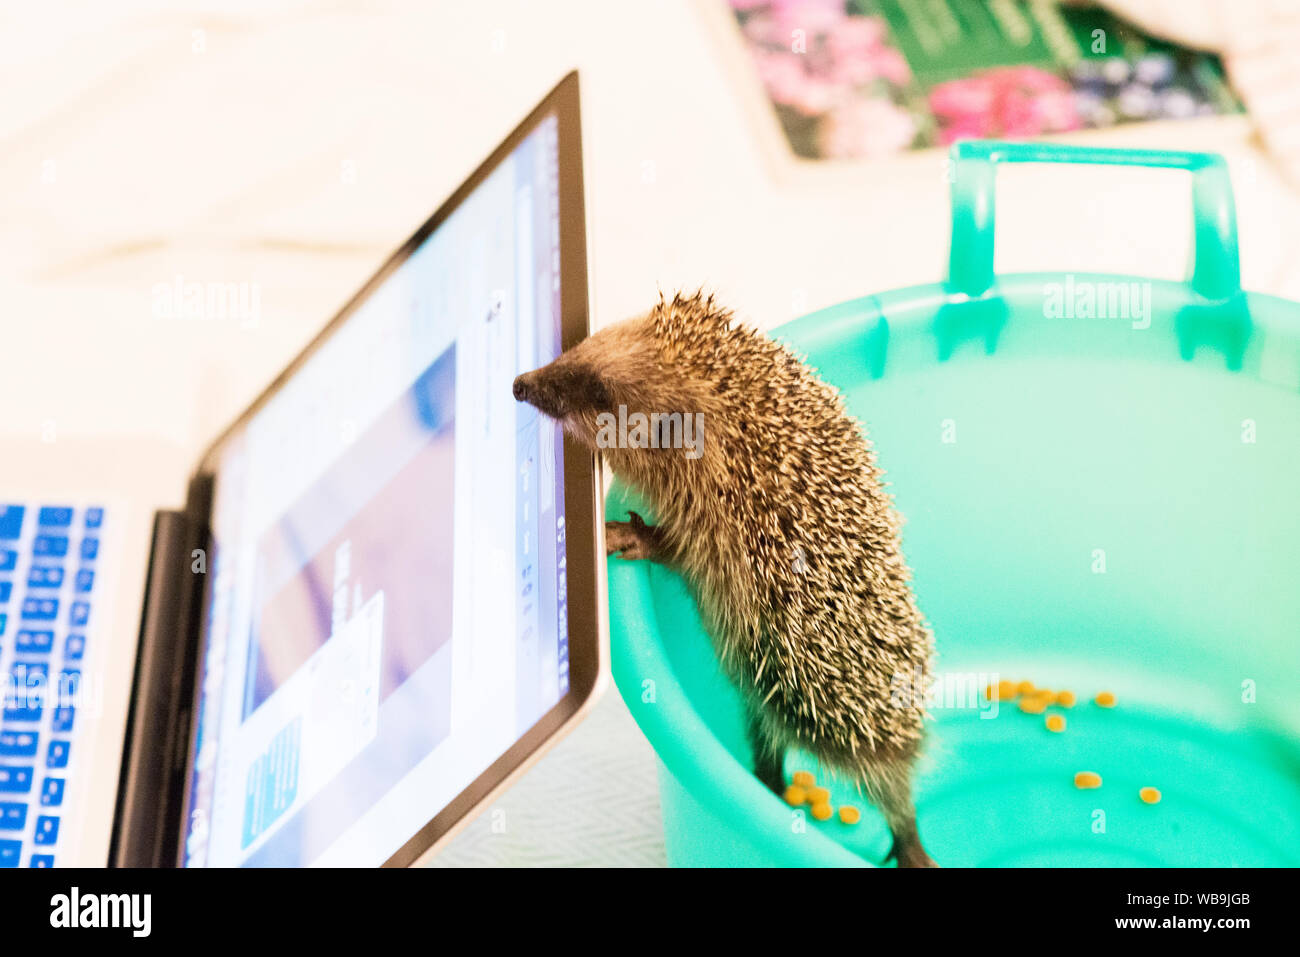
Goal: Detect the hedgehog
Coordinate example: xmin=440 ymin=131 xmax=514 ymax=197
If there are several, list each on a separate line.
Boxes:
xmin=512 ymin=291 xmax=937 ymax=867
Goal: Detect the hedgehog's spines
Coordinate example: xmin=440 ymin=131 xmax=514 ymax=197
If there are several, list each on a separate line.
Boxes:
xmin=602 ymin=290 xmax=935 ymax=788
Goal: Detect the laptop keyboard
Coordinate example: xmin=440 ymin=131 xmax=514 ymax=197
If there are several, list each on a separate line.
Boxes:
xmin=0 ymin=503 xmax=103 ymax=868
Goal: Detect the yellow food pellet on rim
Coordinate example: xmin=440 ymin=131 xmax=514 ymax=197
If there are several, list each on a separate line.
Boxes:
xmin=838 ymin=806 xmax=861 ymax=825
xmin=1045 ymin=714 xmax=1066 ymax=733
xmin=1019 ymin=695 xmax=1049 ymax=714
xmin=1139 ymin=787 xmax=1162 ymax=804
xmin=806 ymin=786 xmax=831 ymax=804
xmin=783 ymin=785 xmax=808 ymax=807
xmin=1074 ymin=771 xmax=1102 ymax=789
xmin=1095 ymin=691 xmax=1117 ymax=707
xmin=791 ymin=770 xmax=815 ymax=788
xmin=810 ymin=801 xmax=833 ymax=821
xmin=1056 ymin=690 xmax=1076 ymax=708
xmin=1016 ymin=680 xmax=1036 ymax=695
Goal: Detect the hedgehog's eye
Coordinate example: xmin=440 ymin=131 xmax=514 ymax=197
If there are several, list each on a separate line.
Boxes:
xmin=559 ymin=365 xmax=612 ymax=412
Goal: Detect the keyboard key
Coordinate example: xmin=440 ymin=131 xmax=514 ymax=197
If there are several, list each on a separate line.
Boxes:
xmin=4 ymin=664 xmax=46 ymax=722
xmin=84 ymin=508 xmax=103 ymax=529
xmin=80 ymin=538 xmax=99 ymax=561
xmin=3 ymin=701 xmax=42 ymax=723
xmin=29 ymin=854 xmax=53 ymax=868
xmin=0 ymin=506 xmax=24 ymax=540
xmin=0 ymin=612 xmax=6 ymax=637
xmin=0 ymin=549 xmax=15 ymax=572
xmin=0 ymin=730 xmax=39 ymax=757
xmin=40 ymin=778 xmax=64 ymax=807
xmin=10 ymin=662 xmax=49 ymax=685
xmin=68 ymin=602 xmax=89 ymax=628
xmin=33 ymin=815 xmax=59 ymax=845
xmin=37 ymin=507 xmax=73 ymax=528
xmin=21 ymin=597 xmax=58 ymax=621
xmin=63 ymin=635 xmax=84 ymax=660
xmin=16 ymin=630 xmax=54 ymax=654
xmin=0 ymin=767 xmax=33 ymax=793
xmin=74 ymin=569 xmax=94 ymax=593
xmin=26 ymin=566 xmax=64 ymax=589
xmin=0 ymin=802 xmax=27 ymax=830
xmin=58 ymin=669 xmax=81 ymax=699
xmin=51 ymin=707 xmax=75 ymax=733
xmin=32 ymin=535 xmax=68 ymax=559
xmin=46 ymin=740 xmax=70 ymax=769
xmin=0 ymin=839 xmax=20 ymax=867
xmin=0 ymin=582 xmax=10 ymax=604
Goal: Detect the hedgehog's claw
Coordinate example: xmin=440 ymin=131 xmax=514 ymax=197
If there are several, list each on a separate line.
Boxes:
xmin=605 ymin=514 xmax=666 ymax=561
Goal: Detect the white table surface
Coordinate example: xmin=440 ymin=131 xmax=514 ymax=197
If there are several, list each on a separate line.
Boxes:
xmin=5 ymin=0 xmax=1300 ymax=866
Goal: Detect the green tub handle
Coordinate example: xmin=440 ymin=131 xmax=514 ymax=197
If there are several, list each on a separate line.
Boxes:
xmin=947 ymin=140 xmax=1242 ymax=303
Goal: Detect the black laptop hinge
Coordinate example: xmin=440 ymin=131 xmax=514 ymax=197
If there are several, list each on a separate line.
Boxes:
xmin=108 ymin=508 xmax=208 ymax=867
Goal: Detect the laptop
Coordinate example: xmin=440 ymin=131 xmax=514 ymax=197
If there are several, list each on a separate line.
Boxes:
xmin=0 ymin=72 xmax=605 ymax=868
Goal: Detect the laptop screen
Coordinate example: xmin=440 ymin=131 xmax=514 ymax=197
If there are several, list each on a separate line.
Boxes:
xmin=182 ymin=115 xmax=569 ymax=867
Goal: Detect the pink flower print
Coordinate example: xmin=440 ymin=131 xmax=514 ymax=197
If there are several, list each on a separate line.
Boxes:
xmin=755 ymin=51 xmax=810 ymax=106
xmin=818 ymin=96 xmax=917 ymax=159
xmin=868 ymin=45 xmax=911 ymax=87
xmin=1032 ymin=89 xmax=1082 ymax=132
xmin=824 ymin=15 xmax=888 ymax=58
xmin=769 ymin=0 xmax=848 ymax=37
xmin=930 ymin=66 xmax=1079 ymax=141
xmin=742 ymin=11 xmax=786 ymax=48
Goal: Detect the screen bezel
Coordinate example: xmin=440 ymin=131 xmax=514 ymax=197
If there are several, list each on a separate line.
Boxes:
xmin=176 ymin=72 xmax=601 ymax=868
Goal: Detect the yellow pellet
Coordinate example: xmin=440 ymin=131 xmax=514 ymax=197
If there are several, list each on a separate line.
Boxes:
xmin=792 ymin=770 xmax=815 ymax=788
xmin=1139 ymin=787 xmax=1162 ymax=804
xmin=1019 ymin=695 xmax=1049 ymax=714
xmin=838 ymin=806 xmax=861 ymax=825
xmin=806 ymin=786 xmax=831 ymax=804
xmin=810 ymin=801 xmax=833 ymax=821
xmin=1056 ymin=690 xmax=1076 ymax=708
xmin=1045 ymin=714 xmax=1066 ymax=733
xmin=991 ymin=679 xmax=1018 ymax=701
xmin=1016 ymin=680 xmax=1036 ymax=695
xmin=783 ymin=785 xmax=808 ymax=807
xmin=1095 ymin=691 xmax=1117 ymax=708
xmin=1074 ymin=771 xmax=1103 ymax=789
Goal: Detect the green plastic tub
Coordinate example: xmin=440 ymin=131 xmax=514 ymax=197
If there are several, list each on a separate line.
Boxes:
xmin=607 ymin=141 xmax=1300 ymax=867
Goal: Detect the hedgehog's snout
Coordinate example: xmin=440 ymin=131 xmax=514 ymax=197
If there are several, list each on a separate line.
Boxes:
xmin=514 ymin=359 xmax=614 ymax=424
xmin=512 ymin=372 xmax=533 ymax=403
xmin=513 ymin=369 xmax=565 ymax=418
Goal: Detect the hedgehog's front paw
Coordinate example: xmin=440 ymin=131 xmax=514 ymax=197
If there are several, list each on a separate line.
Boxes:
xmin=605 ymin=521 xmax=640 ymax=556
xmin=605 ymin=512 xmax=664 ymax=561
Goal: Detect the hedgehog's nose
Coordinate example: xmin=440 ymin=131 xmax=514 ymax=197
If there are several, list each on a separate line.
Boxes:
xmin=512 ymin=374 xmax=532 ymax=403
